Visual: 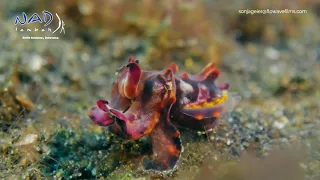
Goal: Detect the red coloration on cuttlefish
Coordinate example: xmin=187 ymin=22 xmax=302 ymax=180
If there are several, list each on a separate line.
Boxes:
xmin=88 ymin=57 xmax=239 ymax=173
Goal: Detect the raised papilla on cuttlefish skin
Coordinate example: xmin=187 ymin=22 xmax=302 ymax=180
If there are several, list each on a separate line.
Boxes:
xmin=88 ymin=57 xmax=239 ymax=173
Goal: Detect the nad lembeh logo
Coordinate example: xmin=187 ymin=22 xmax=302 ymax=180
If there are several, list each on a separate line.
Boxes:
xmin=14 ymin=10 xmax=65 ymax=34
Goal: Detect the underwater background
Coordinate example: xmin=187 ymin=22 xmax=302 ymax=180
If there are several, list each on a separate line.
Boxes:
xmin=0 ymin=0 xmax=320 ymax=179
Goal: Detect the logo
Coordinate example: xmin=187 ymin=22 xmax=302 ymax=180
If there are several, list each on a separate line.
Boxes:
xmin=14 ymin=10 xmax=65 ymax=40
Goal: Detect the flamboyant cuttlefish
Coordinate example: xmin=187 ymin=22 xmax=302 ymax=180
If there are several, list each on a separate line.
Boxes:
xmin=88 ymin=57 xmax=239 ymax=173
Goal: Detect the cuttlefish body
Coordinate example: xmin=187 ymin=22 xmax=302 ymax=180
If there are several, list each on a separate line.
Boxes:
xmin=88 ymin=57 xmax=238 ymax=172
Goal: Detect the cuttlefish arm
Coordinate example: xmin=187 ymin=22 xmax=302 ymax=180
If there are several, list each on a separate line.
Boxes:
xmin=143 ymin=110 xmax=182 ymax=172
xmin=90 ymin=69 xmax=177 ymax=142
xmin=143 ymin=72 xmax=182 ymax=172
xmin=88 ymin=104 xmax=114 ymax=126
xmin=91 ymin=97 xmax=160 ymax=140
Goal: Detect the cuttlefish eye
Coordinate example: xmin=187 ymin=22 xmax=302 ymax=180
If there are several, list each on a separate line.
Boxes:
xmin=164 ymin=82 xmax=172 ymax=90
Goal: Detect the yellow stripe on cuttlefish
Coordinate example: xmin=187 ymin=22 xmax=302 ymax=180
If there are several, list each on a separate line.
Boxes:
xmin=184 ymin=91 xmax=228 ymax=109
